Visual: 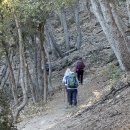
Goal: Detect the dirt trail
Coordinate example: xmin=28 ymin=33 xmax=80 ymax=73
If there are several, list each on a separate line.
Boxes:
xmin=18 ymin=71 xmax=99 ymax=130
xmin=18 ymin=69 xmax=105 ymax=130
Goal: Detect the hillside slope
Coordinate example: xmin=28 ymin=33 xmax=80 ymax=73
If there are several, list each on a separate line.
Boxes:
xmin=17 ymin=3 xmax=130 ymax=130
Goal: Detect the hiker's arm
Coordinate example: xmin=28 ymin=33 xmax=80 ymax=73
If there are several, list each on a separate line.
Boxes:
xmin=82 ymin=61 xmax=85 ymax=68
xmin=76 ymin=77 xmax=79 ymax=86
xmin=75 ymin=63 xmax=78 ymax=72
xmin=62 ymin=76 xmax=65 ymax=83
xmin=65 ymin=76 xmax=68 ymax=86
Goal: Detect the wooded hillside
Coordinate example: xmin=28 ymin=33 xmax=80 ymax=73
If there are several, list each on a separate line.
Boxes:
xmin=1 ymin=0 xmax=130 ymax=130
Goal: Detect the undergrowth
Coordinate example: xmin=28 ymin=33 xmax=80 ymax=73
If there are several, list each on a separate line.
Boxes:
xmin=99 ymin=62 xmax=124 ymax=81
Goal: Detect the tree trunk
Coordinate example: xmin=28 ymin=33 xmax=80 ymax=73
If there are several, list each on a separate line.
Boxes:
xmin=37 ymin=39 xmax=44 ymax=98
xmin=60 ymin=7 xmax=70 ymax=50
xmin=32 ymin=35 xmax=39 ymax=101
xmin=58 ymin=10 xmax=63 ymax=26
xmin=0 ymin=65 xmax=9 ymax=90
xmin=37 ymin=23 xmax=48 ymax=103
xmin=3 ymin=45 xmax=18 ymax=106
xmin=13 ymin=12 xmax=28 ymax=123
xmin=127 ymin=0 xmax=130 ymax=25
xmin=46 ymin=30 xmax=59 ymax=58
xmin=16 ymin=65 xmax=20 ymax=88
xmin=74 ymin=0 xmax=82 ymax=49
xmin=0 ymin=51 xmax=14 ymax=90
xmin=49 ymin=31 xmax=63 ymax=58
xmin=26 ymin=63 xmax=36 ymax=104
xmin=99 ymin=0 xmax=130 ymax=71
xmin=110 ymin=1 xmax=130 ymax=53
xmin=110 ymin=1 xmax=127 ymax=38
xmin=45 ymin=22 xmax=63 ymax=58
xmin=0 ymin=64 xmax=8 ymax=83
xmin=86 ymin=0 xmax=93 ymax=20
xmin=91 ymin=0 xmax=126 ymax=70
xmin=44 ymin=43 xmax=53 ymax=92
xmin=79 ymin=0 xmax=87 ymax=11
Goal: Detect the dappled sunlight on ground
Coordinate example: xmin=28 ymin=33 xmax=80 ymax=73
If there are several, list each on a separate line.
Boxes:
xmin=92 ymin=90 xmax=102 ymax=100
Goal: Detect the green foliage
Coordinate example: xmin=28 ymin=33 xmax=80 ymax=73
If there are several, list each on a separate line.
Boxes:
xmin=54 ymin=0 xmax=76 ymax=9
xmin=100 ymin=63 xmax=123 ymax=80
xmin=0 ymin=90 xmax=17 ymax=130
xmin=0 ymin=0 xmax=51 ymax=58
xmin=106 ymin=53 xmax=117 ymax=64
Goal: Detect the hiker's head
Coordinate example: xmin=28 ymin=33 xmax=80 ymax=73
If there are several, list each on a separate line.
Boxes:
xmin=65 ymin=68 xmax=71 ymax=76
xmin=79 ymin=57 xmax=82 ymax=60
xmin=77 ymin=57 xmax=82 ymax=61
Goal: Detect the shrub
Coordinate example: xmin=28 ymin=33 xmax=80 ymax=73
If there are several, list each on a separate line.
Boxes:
xmin=0 ymin=90 xmax=17 ymax=130
xmin=100 ymin=63 xmax=123 ymax=80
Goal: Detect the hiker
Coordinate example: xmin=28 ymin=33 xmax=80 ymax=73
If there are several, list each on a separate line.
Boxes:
xmin=63 ymin=68 xmax=79 ymax=107
xmin=75 ymin=57 xmax=85 ymax=85
xmin=62 ymin=68 xmax=71 ymax=106
xmin=62 ymin=68 xmax=71 ymax=88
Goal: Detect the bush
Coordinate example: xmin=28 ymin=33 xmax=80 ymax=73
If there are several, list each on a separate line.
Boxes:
xmin=0 ymin=90 xmax=17 ymax=130
xmin=100 ymin=63 xmax=123 ymax=80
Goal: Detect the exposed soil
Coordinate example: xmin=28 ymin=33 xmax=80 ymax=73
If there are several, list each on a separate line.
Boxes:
xmin=17 ymin=61 xmax=130 ymax=130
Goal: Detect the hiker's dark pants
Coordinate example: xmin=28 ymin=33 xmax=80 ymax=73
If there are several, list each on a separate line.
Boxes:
xmin=77 ymin=70 xmax=84 ymax=84
xmin=67 ymin=89 xmax=77 ymax=106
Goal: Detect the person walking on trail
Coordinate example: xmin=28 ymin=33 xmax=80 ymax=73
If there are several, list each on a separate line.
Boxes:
xmin=62 ymin=68 xmax=71 ymax=88
xmin=75 ymin=57 xmax=85 ymax=85
xmin=62 ymin=68 xmax=71 ymax=104
xmin=63 ymin=68 xmax=79 ymax=107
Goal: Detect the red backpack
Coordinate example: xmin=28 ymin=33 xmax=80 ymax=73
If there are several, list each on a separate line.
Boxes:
xmin=76 ymin=61 xmax=85 ymax=71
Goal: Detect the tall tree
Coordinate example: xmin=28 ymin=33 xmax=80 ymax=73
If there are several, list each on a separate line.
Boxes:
xmin=127 ymin=0 xmax=130 ymax=25
xmin=45 ymin=20 xmax=63 ymax=58
xmin=37 ymin=23 xmax=48 ymax=103
xmin=2 ymin=44 xmax=18 ymax=106
xmin=73 ymin=0 xmax=82 ymax=49
xmin=91 ymin=0 xmax=130 ymax=71
xmin=13 ymin=11 xmax=28 ymax=123
xmin=60 ymin=6 xmax=70 ymax=50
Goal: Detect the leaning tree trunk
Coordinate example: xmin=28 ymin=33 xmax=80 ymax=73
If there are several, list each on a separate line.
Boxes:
xmin=99 ymin=0 xmax=130 ymax=71
xmin=110 ymin=1 xmax=130 ymax=54
xmin=60 ymin=6 xmax=70 ymax=50
xmin=86 ymin=0 xmax=93 ymax=20
xmin=45 ymin=21 xmax=63 ymax=58
xmin=45 ymin=27 xmax=59 ymax=58
xmin=74 ymin=0 xmax=82 ymax=49
xmin=91 ymin=0 xmax=126 ymax=70
xmin=0 ymin=64 xmax=8 ymax=83
xmin=38 ymin=23 xmax=48 ymax=103
xmin=3 ymin=45 xmax=18 ymax=106
xmin=49 ymin=31 xmax=63 ymax=57
xmin=13 ymin=13 xmax=28 ymax=123
xmin=0 ymin=63 xmax=9 ymax=90
xmin=127 ymin=0 xmax=130 ymax=25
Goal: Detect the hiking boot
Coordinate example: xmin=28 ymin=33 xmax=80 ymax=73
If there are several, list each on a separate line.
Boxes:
xmin=72 ymin=104 xmax=77 ymax=108
xmin=65 ymin=104 xmax=72 ymax=109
